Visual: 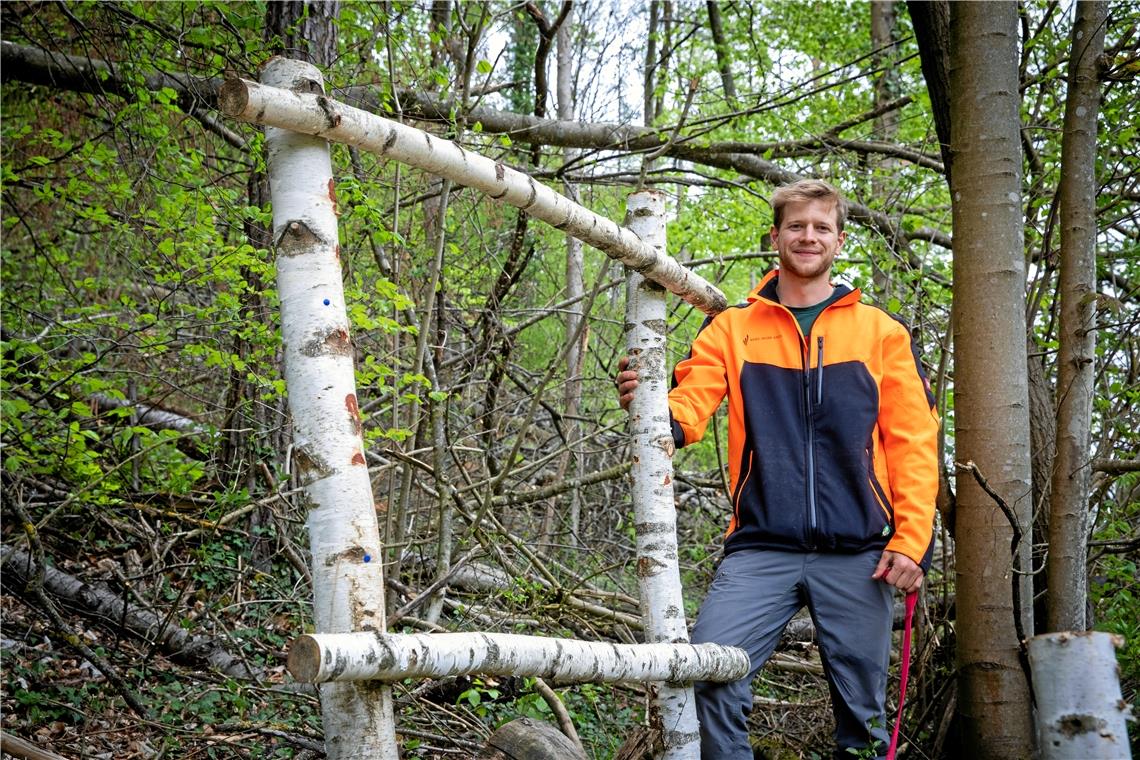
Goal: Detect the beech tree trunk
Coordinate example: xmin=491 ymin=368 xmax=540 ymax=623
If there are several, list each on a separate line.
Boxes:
xmin=624 ymin=191 xmax=701 ymax=759
xmin=260 ymin=57 xmax=397 ymax=759
xmin=1046 ymin=0 xmax=1108 ymax=633
xmin=949 ymin=4 xmax=1036 ymax=757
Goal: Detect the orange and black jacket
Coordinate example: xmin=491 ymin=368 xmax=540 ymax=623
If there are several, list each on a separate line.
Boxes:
xmin=668 ymin=270 xmax=940 ymax=568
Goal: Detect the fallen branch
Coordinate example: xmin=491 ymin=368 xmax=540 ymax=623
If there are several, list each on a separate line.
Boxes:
xmin=1 ymin=544 xmax=257 ymax=679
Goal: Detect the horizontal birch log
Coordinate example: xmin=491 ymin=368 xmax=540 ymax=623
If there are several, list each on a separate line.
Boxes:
xmin=288 ymin=631 xmax=749 ymax=685
xmin=217 ymin=76 xmax=728 ymax=316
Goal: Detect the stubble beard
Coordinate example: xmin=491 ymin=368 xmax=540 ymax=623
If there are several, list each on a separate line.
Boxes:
xmin=778 ymin=249 xmax=835 ymax=282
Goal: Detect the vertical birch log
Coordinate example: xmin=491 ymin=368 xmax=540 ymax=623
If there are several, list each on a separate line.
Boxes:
xmin=261 ymin=57 xmax=398 ymax=759
xmin=624 ymin=190 xmax=700 ymax=759
xmin=1027 ymin=631 xmax=1133 ymax=759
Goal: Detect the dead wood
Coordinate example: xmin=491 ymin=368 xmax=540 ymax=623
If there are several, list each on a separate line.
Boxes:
xmin=1 ymin=544 xmax=257 ymax=679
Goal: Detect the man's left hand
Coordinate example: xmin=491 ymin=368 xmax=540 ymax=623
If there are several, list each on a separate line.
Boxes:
xmin=872 ymin=551 xmax=924 ymax=593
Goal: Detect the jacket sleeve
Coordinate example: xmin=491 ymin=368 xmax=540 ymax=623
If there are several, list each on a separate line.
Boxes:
xmin=878 ymin=322 xmax=940 ymax=568
xmin=667 ymin=316 xmax=730 ymax=448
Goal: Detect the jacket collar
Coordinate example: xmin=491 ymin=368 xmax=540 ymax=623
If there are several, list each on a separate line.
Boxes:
xmin=747 ymin=268 xmax=860 ymax=307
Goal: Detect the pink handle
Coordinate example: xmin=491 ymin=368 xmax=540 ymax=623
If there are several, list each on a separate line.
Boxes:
xmin=886 ymin=590 xmax=918 ymax=760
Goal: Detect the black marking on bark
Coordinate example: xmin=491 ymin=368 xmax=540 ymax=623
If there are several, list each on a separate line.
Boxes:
xmin=316 ymin=95 xmax=340 ymax=129
xmin=495 ymin=163 xmax=505 ymax=182
xmin=524 ymin=177 xmax=538 ymax=209
xmin=381 ymin=130 xmax=398 ymax=154
xmin=1055 ymin=714 xmax=1105 ymax=737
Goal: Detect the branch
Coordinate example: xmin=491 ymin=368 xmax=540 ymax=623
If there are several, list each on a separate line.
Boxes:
xmin=1 ymin=41 xmax=954 ymax=251
xmin=533 ymin=678 xmax=584 ymax=750
xmin=954 ymin=461 xmax=1029 ymax=650
xmin=1092 ymin=458 xmax=1140 ymax=475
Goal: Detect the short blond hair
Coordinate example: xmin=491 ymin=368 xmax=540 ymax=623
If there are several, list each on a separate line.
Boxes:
xmin=772 ymin=179 xmax=848 ymax=232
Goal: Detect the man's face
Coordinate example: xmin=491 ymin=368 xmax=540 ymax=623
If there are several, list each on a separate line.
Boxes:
xmin=770 ymin=199 xmax=846 ymax=282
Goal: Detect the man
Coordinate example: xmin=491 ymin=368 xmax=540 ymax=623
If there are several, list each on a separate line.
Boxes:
xmin=616 ymin=179 xmax=939 ymax=759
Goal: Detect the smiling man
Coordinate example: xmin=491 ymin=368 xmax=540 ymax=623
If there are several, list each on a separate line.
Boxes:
xmin=617 ymin=179 xmax=939 ymax=759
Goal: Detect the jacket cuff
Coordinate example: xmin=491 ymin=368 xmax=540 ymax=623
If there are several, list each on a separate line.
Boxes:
xmin=670 ymin=413 xmax=686 ymax=450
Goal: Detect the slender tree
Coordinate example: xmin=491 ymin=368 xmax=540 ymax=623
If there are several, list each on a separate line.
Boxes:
xmin=1046 ymin=0 xmax=1109 ymax=633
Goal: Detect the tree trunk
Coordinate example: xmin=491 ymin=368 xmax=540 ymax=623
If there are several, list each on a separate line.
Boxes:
xmin=1027 ymin=631 xmax=1132 ymax=759
xmin=908 ymin=0 xmax=952 ymax=181
xmin=259 ymin=57 xmax=397 ymax=759
xmin=624 ymin=191 xmax=701 ymax=759
xmin=556 ymin=7 xmax=585 ymax=544
xmin=949 ymin=3 xmax=1036 ymax=757
xmin=706 ymin=1 xmax=737 ymax=108
xmin=870 ymin=0 xmax=903 ymax=300
xmin=1046 ymin=0 xmax=1108 ymax=634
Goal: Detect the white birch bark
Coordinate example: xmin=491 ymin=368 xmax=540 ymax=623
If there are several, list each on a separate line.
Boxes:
xmin=288 ymin=631 xmax=749 ymax=686
xmin=624 ymin=190 xmax=701 ymax=759
xmin=1028 ymin=631 xmax=1133 ymax=759
xmin=260 ymin=57 xmax=397 ymax=760
xmin=217 ymin=77 xmax=727 ymax=316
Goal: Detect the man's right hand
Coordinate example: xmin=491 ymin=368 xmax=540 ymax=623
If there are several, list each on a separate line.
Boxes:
xmin=616 ymin=356 xmax=639 ymax=411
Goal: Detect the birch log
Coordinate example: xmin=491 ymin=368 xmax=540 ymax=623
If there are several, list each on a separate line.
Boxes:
xmin=624 ymin=190 xmax=701 ymax=759
xmin=1028 ymin=631 xmax=1133 ymax=759
xmin=288 ymin=631 xmax=749 ymax=685
xmin=217 ymin=77 xmax=727 ymax=316
xmin=260 ymin=58 xmax=397 ymax=760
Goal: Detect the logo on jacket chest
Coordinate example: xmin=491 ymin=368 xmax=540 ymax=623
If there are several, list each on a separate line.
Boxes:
xmin=741 ymin=333 xmax=779 ymax=346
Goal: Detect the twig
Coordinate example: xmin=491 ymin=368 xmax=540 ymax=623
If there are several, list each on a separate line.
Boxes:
xmin=533 ymin=678 xmax=583 ymax=750
xmin=954 ymin=460 xmax=1034 ymax=701
xmin=390 ymin=546 xmax=483 ymax=624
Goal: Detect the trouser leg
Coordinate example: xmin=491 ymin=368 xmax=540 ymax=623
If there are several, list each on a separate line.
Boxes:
xmin=803 ymin=550 xmax=894 ymax=760
xmin=691 ymin=550 xmax=805 ymax=760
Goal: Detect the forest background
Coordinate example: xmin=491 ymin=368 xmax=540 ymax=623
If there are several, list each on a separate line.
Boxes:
xmin=0 ymin=1 xmax=1137 ymax=758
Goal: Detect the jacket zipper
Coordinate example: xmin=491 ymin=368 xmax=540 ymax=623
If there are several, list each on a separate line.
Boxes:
xmin=803 ymin=334 xmax=818 ymax=547
xmin=816 ymin=336 xmax=825 ymax=406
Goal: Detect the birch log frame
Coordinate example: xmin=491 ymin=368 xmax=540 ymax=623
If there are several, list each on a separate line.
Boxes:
xmin=259 ymin=58 xmax=397 ymax=759
xmin=287 ymin=631 xmax=749 ymax=685
xmin=624 ymin=191 xmax=702 ymax=758
xmin=217 ymin=71 xmax=728 ymax=317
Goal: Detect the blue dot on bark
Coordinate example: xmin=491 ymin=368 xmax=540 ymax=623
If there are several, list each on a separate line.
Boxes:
xmin=363 ymin=554 xmax=371 ymax=563
xmin=323 ymin=298 xmax=331 ymax=305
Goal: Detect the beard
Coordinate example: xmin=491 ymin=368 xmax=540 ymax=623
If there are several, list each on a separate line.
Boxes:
xmin=778 ymin=248 xmax=836 ymax=281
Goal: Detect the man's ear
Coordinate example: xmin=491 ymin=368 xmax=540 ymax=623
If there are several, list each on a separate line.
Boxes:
xmin=837 ymin=230 xmax=847 ymax=249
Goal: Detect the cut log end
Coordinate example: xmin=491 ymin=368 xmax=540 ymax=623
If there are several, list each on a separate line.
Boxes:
xmin=478 ymin=717 xmax=587 ymax=760
xmin=217 ymin=79 xmax=250 ymax=117
xmin=287 ymin=634 xmax=322 ymax=683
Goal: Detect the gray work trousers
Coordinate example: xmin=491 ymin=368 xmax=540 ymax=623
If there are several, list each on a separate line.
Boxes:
xmin=690 ymin=548 xmax=894 ymax=760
